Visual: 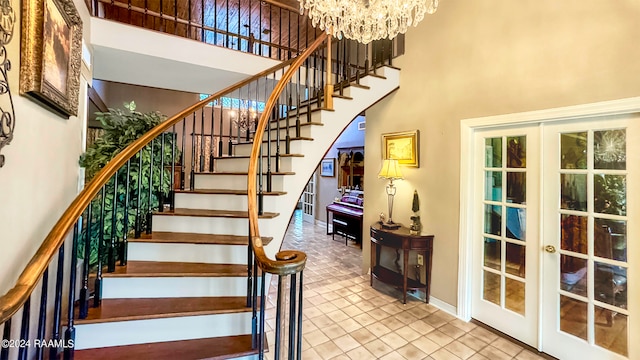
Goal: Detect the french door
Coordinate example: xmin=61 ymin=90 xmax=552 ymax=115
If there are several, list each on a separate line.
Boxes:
xmin=302 ymin=171 xmax=316 ymax=223
xmin=471 ymin=125 xmax=540 ymax=346
xmin=541 ymin=117 xmax=638 ymax=360
xmin=470 ymin=115 xmax=638 ymax=359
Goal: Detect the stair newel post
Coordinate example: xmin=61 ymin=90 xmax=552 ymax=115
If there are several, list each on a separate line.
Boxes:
xmin=122 ymin=160 xmax=131 ymax=264
xmin=257 ymin=271 xmax=266 ymax=359
xmin=95 ymin=186 xmax=106 ymax=307
xmin=1 ymin=319 xmax=11 ymax=360
xmin=17 ymin=297 xmax=30 ymax=360
xmin=191 ymin=112 xmax=197 ymax=190
xmin=108 ymin=170 xmax=119 ymax=272
xmin=274 ymin=275 xmax=284 ymax=360
xmin=287 ymin=274 xmax=297 ymax=360
xmin=296 ymin=271 xmax=303 ymax=360
xmin=159 ymin=132 xmax=166 ymax=212
xmin=199 ymin=109 xmax=205 ymax=172
xmin=180 ymin=117 xmax=187 ymax=190
xmin=146 ymin=140 xmax=154 ymax=235
xmin=50 ymin=245 xmax=64 ymax=360
xmin=35 ymin=269 xmax=48 ymax=360
xmin=135 ymin=149 xmax=143 ymax=238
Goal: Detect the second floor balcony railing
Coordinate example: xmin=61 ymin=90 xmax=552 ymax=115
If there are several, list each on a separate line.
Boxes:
xmin=89 ymin=0 xmax=323 ymax=61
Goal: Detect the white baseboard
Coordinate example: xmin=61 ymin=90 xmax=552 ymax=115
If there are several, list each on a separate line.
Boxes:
xmin=429 ymin=296 xmax=458 ymax=318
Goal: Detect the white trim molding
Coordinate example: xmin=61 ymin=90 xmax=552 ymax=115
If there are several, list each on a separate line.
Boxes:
xmin=457 ymin=96 xmax=640 ymax=321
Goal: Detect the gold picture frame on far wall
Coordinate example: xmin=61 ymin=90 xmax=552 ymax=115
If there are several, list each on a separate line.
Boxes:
xmin=381 ymin=130 xmax=419 ymax=167
xmin=20 ymin=0 xmax=83 ymax=118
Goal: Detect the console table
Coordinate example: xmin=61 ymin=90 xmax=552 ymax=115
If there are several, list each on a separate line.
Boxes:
xmin=370 ymin=223 xmax=434 ymax=304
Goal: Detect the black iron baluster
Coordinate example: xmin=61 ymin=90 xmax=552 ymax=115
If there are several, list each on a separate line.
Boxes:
xmin=248 ymin=0 xmax=252 ymax=53
xmin=200 ymin=109 xmax=205 ymax=172
xmin=258 ymin=1 xmax=262 ymax=56
xmin=181 ymin=117 xmax=187 ymax=190
xmin=147 ymin=139 xmax=154 ymax=234
xmin=319 ymin=49 xmax=325 ymax=108
xmin=225 ymin=0 xmax=229 ymax=47
xmin=187 ymin=0 xmax=192 ymax=39
xmin=170 ymin=128 xmax=176 ymax=209
xmin=364 ymin=43 xmax=369 ymax=76
xmin=296 ymin=12 xmax=300 ymax=54
xmin=288 ymin=274 xmax=296 ymax=360
xmin=227 ymin=101 xmax=233 ymax=156
xmin=274 ymin=98 xmax=281 ymax=172
xmin=285 ymin=83 xmax=291 ymax=154
xmin=80 ymin=203 xmax=91 ymax=318
xmin=296 ymin=271 xmax=303 ymax=360
xmin=108 ymin=171 xmax=118 ymax=272
xmin=287 ymin=9 xmax=291 ymax=59
xmin=209 ymin=104 xmax=215 ymax=171
xmin=246 ymin=229 xmax=252 ymax=308
xmin=274 ymin=275 xmax=283 ymax=360
xmin=217 ymin=98 xmax=223 ymax=158
xmin=278 ymin=7 xmax=282 ymax=60
xmin=295 ymin=68 xmax=301 ymax=137
xmin=95 ymin=186 xmax=106 ymax=307
xmin=258 ymin=272 xmax=266 ymax=359
xmin=356 ymin=41 xmax=361 ymax=84
xmin=1 ymin=319 xmax=11 ymax=360
xmin=159 ymin=132 xmax=166 ymax=211
xmin=237 ymin=0 xmax=241 ymax=51
xmin=35 ymin=269 xmax=48 ymax=360
xmin=64 ymin=218 xmax=79 ymax=359
xmin=135 ymin=150 xmax=144 ymax=238
xmin=173 ymin=0 xmax=177 ymax=35
xmin=305 ymin=57 xmax=312 ymax=124
xmin=201 ymin=0 xmax=205 ymax=41
xmin=143 ymin=0 xmax=148 ymax=28
xmin=190 ymin=112 xmax=197 ymax=189
xmin=266 ymin=88 xmax=273 ymax=193
xmin=160 ymin=0 xmax=164 ymax=32
xmin=17 ymin=297 xmax=30 ymax=360
xmin=268 ymin=5 xmax=272 ymax=58
xmin=251 ymin=246 xmax=259 ymax=348
xmin=50 ymin=245 xmax=64 ymax=360
xmin=213 ymin=0 xmax=217 ymax=45
xmin=122 ymin=161 xmax=131 ymax=265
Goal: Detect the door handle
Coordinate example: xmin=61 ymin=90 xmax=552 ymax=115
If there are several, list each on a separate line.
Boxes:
xmin=544 ymin=245 xmax=556 ymax=253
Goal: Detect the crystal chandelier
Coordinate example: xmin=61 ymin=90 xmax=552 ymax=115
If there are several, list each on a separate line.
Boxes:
xmin=299 ymin=0 xmax=438 ymax=44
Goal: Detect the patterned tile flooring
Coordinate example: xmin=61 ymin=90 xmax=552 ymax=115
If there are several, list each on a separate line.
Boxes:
xmin=263 ymin=211 xmax=548 ymax=360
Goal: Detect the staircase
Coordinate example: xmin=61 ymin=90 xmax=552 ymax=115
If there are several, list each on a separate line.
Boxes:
xmin=71 ymin=67 xmax=400 ymax=359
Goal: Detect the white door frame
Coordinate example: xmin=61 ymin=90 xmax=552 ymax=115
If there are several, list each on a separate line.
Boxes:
xmin=458 ymin=97 xmax=640 ymax=331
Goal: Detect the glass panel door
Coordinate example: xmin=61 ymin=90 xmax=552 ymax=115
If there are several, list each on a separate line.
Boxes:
xmin=472 ymin=126 xmax=540 ymax=346
xmin=542 ymin=117 xmax=638 ymax=360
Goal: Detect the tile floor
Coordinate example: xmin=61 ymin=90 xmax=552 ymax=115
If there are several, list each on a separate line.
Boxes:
xmin=263 ymin=211 xmax=548 ymax=360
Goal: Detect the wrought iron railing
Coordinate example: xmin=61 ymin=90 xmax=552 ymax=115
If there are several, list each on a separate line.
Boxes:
xmin=89 ymin=0 xmax=322 ymax=61
xmin=0 ymin=25 xmax=401 ymax=359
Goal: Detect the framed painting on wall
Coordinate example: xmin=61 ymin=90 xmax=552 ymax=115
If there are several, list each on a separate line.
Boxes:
xmin=20 ymin=0 xmax=83 ymax=118
xmin=320 ymin=158 xmax=335 ymax=177
xmin=381 ymin=130 xmax=419 ymax=167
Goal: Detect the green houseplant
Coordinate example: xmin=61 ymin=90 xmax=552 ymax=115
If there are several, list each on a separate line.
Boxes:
xmin=78 ymin=101 xmax=178 ymax=267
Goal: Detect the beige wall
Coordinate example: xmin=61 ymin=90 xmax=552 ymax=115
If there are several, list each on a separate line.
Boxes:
xmin=364 ymin=0 xmax=640 ymax=307
xmin=97 ymin=81 xmax=199 ymax=117
xmin=0 ymin=0 xmax=90 ymax=295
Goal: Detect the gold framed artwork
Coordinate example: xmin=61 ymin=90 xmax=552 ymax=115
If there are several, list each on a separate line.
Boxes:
xmin=20 ymin=0 xmax=83 ymax=118
xmin=381 ymin=130 xmax=419 ymax=167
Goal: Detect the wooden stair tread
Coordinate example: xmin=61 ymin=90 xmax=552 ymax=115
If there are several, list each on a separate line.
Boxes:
xmin=154 ymin=208 xmax=279 ymax=219
xmin=74 ymin=334 xmax=258 ymax=360
xmin=76 ymin=296 xmax=252 ymax=324
xmin=104 ymin=261 xmax=247 ymax=278
xmin=133 ymin=232 xmax=273 ymax=246
xmin=175 ymin=189 xmax=287 ymax=196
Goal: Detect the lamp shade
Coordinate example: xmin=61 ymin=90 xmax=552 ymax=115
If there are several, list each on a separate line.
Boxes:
xmin=378 ymin=159 xmax=404 ymax=180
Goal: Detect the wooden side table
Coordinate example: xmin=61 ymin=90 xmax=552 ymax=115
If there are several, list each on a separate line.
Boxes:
xmin=370 ymin=223 xmax=434 ymax=304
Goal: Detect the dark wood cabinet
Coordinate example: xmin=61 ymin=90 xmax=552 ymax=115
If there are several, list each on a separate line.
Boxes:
xmin=370 ymin=223 xmax=434 ymax=304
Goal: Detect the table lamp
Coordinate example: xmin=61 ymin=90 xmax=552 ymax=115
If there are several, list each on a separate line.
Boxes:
xmin=378 ymin=159 xmax=403 ymax=229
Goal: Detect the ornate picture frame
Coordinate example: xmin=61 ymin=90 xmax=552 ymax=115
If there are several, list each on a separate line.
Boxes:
xmin=320 ymin=158 xmax=335 ymax=177
xmin=20 ymin=0 xmax=83 ymax=118
xmin=381 ymin=130 xmax=419 ymax=167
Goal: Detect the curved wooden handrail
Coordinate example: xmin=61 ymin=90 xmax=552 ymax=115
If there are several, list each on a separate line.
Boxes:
xmin=0 ymin=56 xmax=302 ymax=325
xmin=247 ymin=33 xmax=328 ymax=276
